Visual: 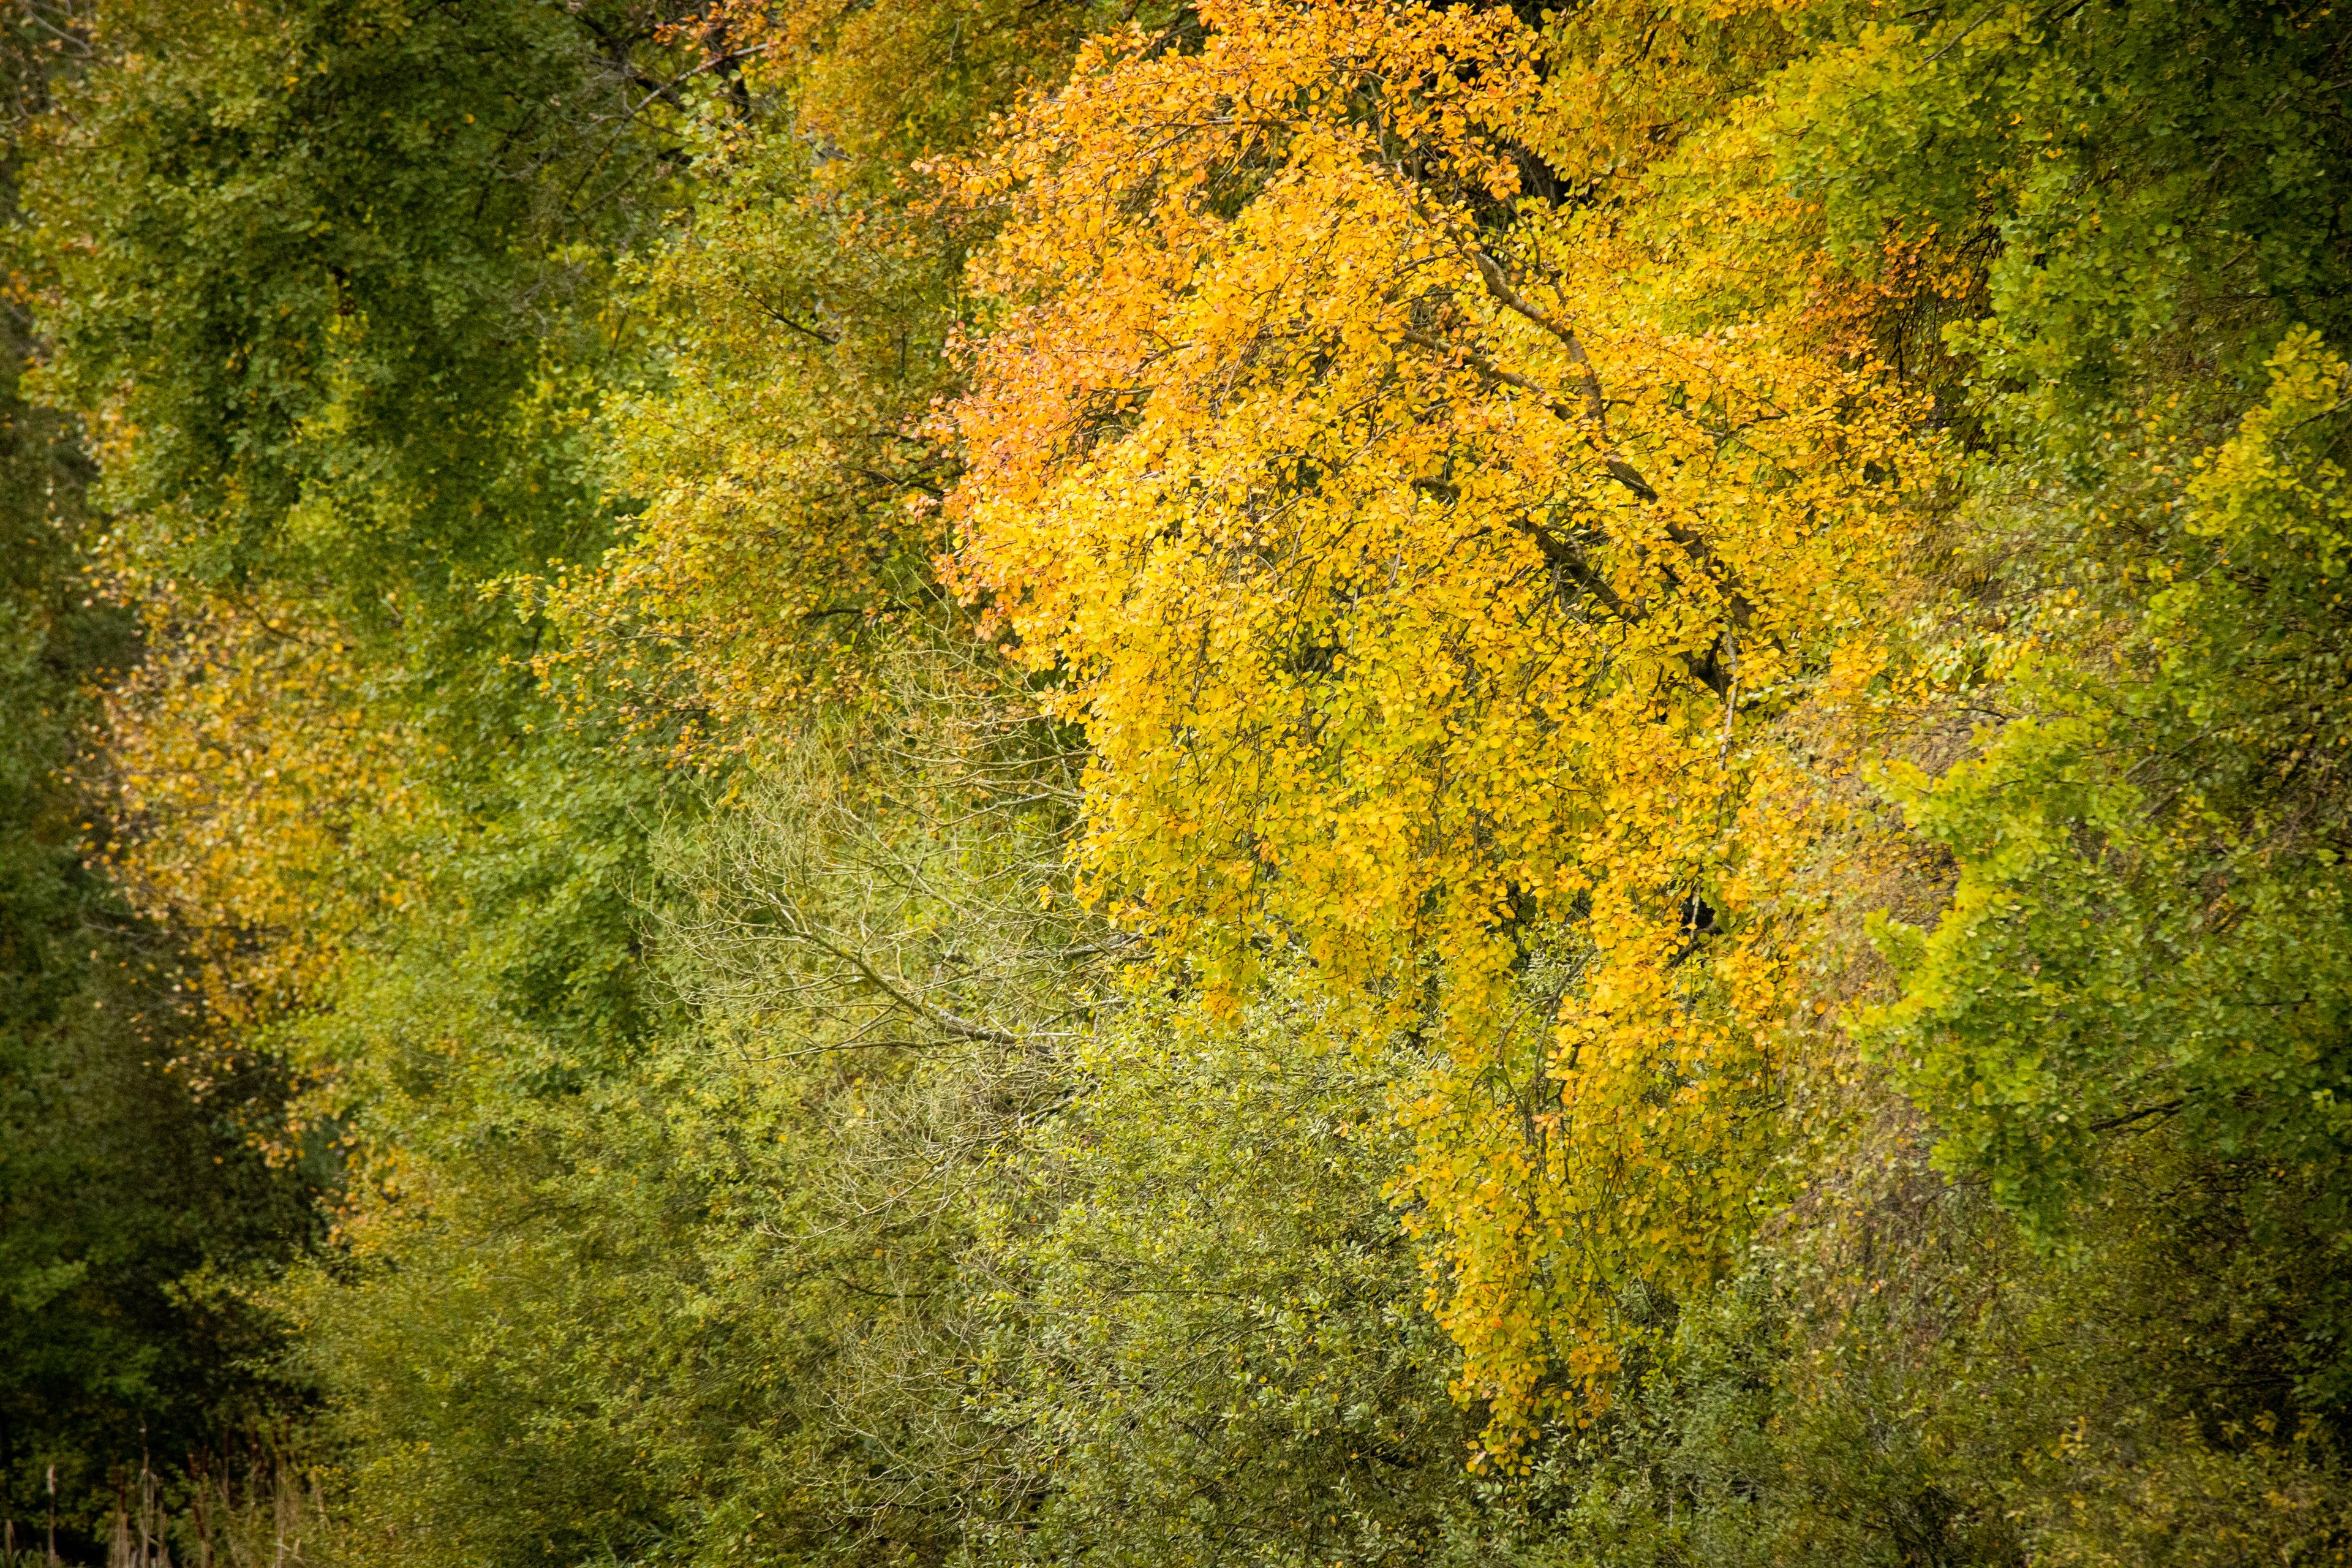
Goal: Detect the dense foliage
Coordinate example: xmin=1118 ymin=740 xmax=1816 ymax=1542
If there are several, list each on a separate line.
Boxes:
xmin=2 ymin=0 xmax=2348 ymax=1565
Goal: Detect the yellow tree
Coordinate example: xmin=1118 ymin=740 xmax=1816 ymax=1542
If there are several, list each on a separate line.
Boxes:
xmin=945 ymin=0 xmax=1949 ymax=1450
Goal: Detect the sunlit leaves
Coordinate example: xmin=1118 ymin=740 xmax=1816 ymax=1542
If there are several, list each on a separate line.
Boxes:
xmin=1869 ymin=334 xmax=2352 ymax=1250
xmin=946 ymin=0 xmax=1945 ymax=1441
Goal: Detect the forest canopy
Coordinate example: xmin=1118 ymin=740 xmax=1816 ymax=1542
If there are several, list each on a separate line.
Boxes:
xmin=2 ymin=0 xmax=2348 ymax=1565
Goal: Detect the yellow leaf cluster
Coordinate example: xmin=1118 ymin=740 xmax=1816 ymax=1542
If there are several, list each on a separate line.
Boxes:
xmin=99 ymin=586 xmax=443 ymax=1044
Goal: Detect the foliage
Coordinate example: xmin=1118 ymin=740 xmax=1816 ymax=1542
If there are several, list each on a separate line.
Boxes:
xmin=0 ymin=9 xmax=325 ymax=1554
xmin=287 ymin=641 xmax=1102 ymax=1568
xmin=943 ymin=0 xmax=1947 ymax=1443
xmin=974 ymin=977 xmax=1485 ymax=1568
xmin=10 ymin=0 xmax=2352 ymax=1564
xmin=23 ymin=0 xmax=690 ymax=601
xmin=0 ymin=340 xmax=322 ymax=1562
xmin=1874 ymin=336 xmax=2352 ymax=1251
xmin=543 ymin=0 xmax=1114 ymax=745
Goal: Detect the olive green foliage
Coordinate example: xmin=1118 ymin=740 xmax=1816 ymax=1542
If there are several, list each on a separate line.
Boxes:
xmin=975 ymin=986 xmax=1480 ymax=1568
xmin=1875 ymin=338 xmax=2352 ymax=1241
xmin=1785 ymin=0 xmax=2352 ymax=434
xmin=284 ymin=641 xmax=1101 ymax=1568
